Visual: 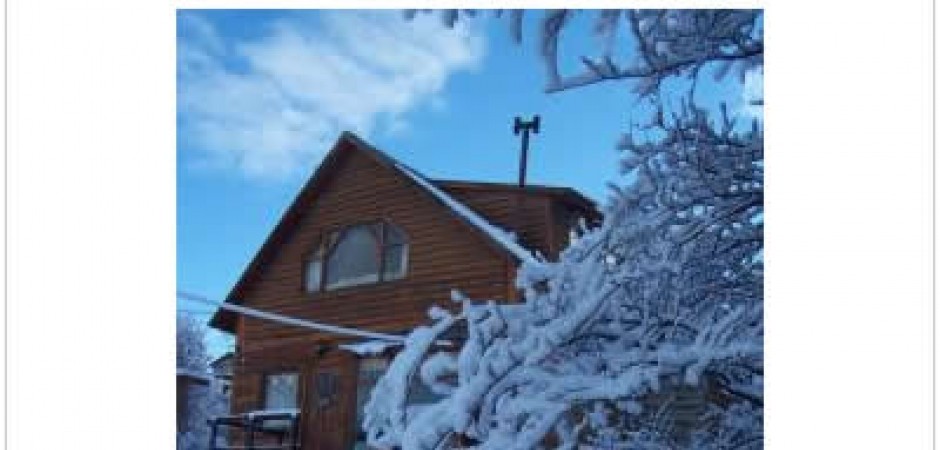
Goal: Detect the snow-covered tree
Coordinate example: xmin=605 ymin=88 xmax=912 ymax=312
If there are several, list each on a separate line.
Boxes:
xmin=407 ymin=9 xmax=762 ymax=97
xmin=177 ymin=313 xmax=228 ymax=450
xmin=365 ymin=10 xmax=763 ymax=449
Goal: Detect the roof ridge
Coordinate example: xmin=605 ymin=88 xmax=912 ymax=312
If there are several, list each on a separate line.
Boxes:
xmin=431 ymin=178 xmax=567 ymax=189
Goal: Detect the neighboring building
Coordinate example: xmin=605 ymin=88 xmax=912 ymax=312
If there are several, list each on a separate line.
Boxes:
xmin=211 ymin=352 xmax=235 ymax=379
xmin=209 ymin=132 xmax=600 ymax=450
xmin=176 ymin=368 xmax=213 ymax=433
xmin=210 ymin=352 xmax=235 ymax=396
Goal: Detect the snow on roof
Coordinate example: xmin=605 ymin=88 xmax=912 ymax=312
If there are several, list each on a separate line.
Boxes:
xmin=245 ymin=408 xmax=300 ymax=419
xmin=394 ymin=163 xmax=537 ymax=264
xmin=177 ymin=367 xmax=214 ymax=383
xmin=339 ymin=339 xmax=402 ymax=356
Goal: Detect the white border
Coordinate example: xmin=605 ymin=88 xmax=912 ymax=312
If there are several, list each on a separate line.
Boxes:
xmin=6 ymin=2 xmax=934 ymax=449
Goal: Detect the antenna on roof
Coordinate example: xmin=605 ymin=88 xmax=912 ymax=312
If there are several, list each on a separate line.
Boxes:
xmin=513 ymin=115 xmax=540 ymax=188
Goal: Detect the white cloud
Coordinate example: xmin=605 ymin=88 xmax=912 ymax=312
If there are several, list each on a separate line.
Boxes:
xmin=178 ymin=11 xmax=484 ymax=179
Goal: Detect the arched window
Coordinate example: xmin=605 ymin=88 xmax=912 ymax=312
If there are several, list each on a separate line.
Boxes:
xmin=305 ymin=221 xmax=408 ymax=292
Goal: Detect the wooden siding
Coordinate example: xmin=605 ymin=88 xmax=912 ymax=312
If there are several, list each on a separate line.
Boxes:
xmin=440 ymin=185 xmax=554 ymax=258
xmin=440 ymin=183 xmax=600 ymax=260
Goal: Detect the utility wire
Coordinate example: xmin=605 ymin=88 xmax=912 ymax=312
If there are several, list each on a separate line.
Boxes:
xmin=177 ymin=309 xmax=215 ymax=316
xmin=176 ymin=290 xmax=407 ymax=343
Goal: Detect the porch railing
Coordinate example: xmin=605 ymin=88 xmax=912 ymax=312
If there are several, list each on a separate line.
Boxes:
xmin=208 ymin=409 xmax=301 ymax=450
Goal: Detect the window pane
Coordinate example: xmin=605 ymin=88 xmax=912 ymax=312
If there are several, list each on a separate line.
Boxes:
xmin=325 ymin=225 xmax=380 ymax=290
xmin=317 ymin=372 xmax=339 ymax=409
xmin=305 ymin=258 xmax=322 ymax=292
xmin=384 ymin=223 xmax=406 ymax=246
xmin=356 ymin=359 xmax=388 ymax=434
xmin=264 ymin=373 xmax=298 ymax=410
xmin=382 ymin=244 xmax=406 ymax=280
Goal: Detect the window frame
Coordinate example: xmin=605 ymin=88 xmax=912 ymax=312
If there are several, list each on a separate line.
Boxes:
xmin=303 ymin=220 xmax=409 ymax=294
xmin=260 ymin=370 xmax=300 ymax=412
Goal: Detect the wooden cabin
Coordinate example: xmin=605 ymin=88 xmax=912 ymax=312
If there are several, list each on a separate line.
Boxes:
xmin=209 ymin=132 xmax=601 ymax=450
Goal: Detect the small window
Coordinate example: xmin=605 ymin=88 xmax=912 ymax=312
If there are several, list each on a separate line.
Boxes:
xmin=263 ymin=372 xmax=299 ymax=410
xmin=305 ymin=222 xmax=408 ymax=292
xmin=305 ymin=232 xmax=338 ymax=292
xmin=382 ymin=225 xmax=407 ymax=280
xmin=355 ymin=358 xmax=389 ymax=440
xmin=305 ymin=257 xmax=323 ymax=292
xmin=356 ymin=359 xmax=388 ymax=421
xmin=314 ymin=371 xmax=339 ymax=409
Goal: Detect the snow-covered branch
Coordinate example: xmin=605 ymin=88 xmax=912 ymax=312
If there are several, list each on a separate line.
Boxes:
xmin=409 ymin=10 xmax=763 ymax=97
xmin=364 ymin=109 xmax=763 ymax=449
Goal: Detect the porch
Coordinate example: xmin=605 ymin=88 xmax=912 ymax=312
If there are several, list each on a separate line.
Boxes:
xmin=208 ymin=409 xmax=301 ymax=450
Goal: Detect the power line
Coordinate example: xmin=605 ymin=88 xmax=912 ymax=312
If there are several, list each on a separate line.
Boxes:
xmin=178 ymin=297 xmax=219 ymax=306
xmin=176 ymin=290 xmax=407 ymax=343
xmin=177 ymin=308 xmax=215 ymax=316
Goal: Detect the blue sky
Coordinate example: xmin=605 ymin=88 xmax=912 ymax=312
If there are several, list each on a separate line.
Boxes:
xmin=176 ymin=10 xmax=759 ymax=355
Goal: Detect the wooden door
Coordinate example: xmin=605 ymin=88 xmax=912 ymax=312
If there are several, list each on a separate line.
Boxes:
xmin=303 ymin=353 xmax=355 ymax=450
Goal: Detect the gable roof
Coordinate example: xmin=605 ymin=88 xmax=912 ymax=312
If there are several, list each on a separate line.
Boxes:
xmin=177 ymin=367 xmax=213 ymax=384
xmin=210 ymin=131 xmax=547 ymax=332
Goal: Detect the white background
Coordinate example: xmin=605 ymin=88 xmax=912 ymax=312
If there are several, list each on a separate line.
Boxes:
xmin=4 ymin=0 xmax=935 ymax=448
